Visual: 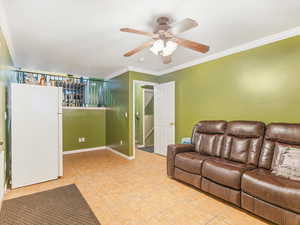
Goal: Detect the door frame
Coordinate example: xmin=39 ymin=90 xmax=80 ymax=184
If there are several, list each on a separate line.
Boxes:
xmin=132 ymin=80 xmax=157 ymax=158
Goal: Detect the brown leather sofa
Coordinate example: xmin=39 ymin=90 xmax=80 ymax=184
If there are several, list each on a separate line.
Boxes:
xmin=167 ymin=121 xmax=300 ymax=225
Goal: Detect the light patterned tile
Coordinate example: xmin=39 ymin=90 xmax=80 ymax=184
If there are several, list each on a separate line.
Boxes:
xmin=4 ymin=149 xmax=273 ymax=225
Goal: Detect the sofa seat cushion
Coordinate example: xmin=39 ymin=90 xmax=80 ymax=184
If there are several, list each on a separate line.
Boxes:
xmin=202 ymin=158 xmax=255 ymax=190
xmin=242 ymin=169 xmax=300 ymax=214
xmin=175 ymin=152 xmax=212 ymax=175
xmin=174 ymin=168 xmax=201 ymax=188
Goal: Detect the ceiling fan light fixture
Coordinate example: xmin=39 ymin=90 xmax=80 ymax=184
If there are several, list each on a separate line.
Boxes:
xmin=149 ymin=40 xmax=164 ymax=55
xmin=163 ymin=41 xmax=178 ymax=56
xmin=121 ymin=17 xmax=209 ymax=64
xmin=150 ymin=40 xmax=178 ymax=56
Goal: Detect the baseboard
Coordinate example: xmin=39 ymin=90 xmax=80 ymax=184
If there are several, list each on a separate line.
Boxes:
xmin=63 ymin=146 xmax=135 ymax=160
xmin=106 ymin=147 xmax=135 ymax=160
xmin=63 ymin=146 xmax=107 ymax=155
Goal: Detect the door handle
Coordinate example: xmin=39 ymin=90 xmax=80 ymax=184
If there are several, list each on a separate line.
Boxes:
xmin=169 ymin=122 xmax=175 ymax=126
xmin=0 ymin=141 xmax=3 ymax=146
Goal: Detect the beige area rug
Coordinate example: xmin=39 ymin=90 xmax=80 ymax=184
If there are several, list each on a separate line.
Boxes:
xmin=0 ymin=184 xmax=100 ymax=225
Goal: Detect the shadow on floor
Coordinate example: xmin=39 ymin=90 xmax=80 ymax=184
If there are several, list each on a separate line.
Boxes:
xmin=138 ymin=146 xmax=154 ymax=153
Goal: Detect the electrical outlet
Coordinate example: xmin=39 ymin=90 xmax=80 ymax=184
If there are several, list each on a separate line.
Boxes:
xmin=78 ymin=137 xmax=86 ymax=143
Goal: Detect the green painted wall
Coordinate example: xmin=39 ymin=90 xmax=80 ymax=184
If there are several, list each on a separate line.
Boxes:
xmin=159 ymin=35 xmax=300 ymax=143
xmin=0 ymin=27 xmax=14 ymax=84
xmin=0 ymin=28 xmax=12 ymax=72
xmin=63 ymin=109 xmax=106 ymax=151
xmin=106 ymin=72 xmax=130 ymax=155
xmin=106 ymin=71 xmax=158 ymax=156
xmin=0 ymin=27 xmax=13 ymax=189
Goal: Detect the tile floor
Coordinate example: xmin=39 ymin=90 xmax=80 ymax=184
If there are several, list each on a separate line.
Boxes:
xmin=5 ymin=149 xmax=272 ymax=225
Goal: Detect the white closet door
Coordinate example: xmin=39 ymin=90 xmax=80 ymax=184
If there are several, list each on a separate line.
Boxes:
xmin=11 ymin=84 xmax=59 ymax=188
xmin=154 ymin=81 xmax=175 ymax=156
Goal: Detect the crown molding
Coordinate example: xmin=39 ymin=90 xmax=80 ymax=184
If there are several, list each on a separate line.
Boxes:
xmin=104 ymin=67 xmax=129 ymax=80
xmin=158 ymin=26 xmax=300 ymax=75
xmin=104 ymin=66 xmax=160 ymax=80
xmin=127 ymin=66 xmax=159 ymax=76
xmin=0 ymin=0 xmax=16 ymax=65
xmin=104 ymin=26 xmax=300 ymax=80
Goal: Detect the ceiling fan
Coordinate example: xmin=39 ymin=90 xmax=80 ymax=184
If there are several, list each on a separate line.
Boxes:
xmin=120 ymin=17 xmax=209 ymax=64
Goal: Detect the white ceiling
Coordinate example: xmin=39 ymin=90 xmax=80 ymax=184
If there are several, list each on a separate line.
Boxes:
xmin=1 ymin=0 xmax=300 ymax=78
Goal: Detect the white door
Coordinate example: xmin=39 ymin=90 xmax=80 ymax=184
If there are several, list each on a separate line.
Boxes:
xmin=154 ymin=81 xmax=175 ymax=156
xmin=11 ymin=84 xmax=60 ymax=188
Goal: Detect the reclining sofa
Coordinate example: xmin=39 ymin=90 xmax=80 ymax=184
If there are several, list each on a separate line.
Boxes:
xmin=167 ymin=121 xmax=300 ymax=225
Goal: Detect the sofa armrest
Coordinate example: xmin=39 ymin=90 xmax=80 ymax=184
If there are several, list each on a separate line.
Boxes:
xmin=167 ymin=144 xmax=195 ymax=177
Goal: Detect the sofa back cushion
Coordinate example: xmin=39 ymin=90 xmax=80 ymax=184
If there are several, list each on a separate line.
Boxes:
xmin=259 ymin=123 xmax=300 ymax=170
xmin=191 ymin=121 xmax=227 ymax=157
xmin=222 ymin=121 xmax=265 ymax=166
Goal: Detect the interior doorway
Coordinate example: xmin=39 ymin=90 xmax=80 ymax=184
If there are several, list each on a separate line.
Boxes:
xmin=133 ymin=80 xmax=175 ymax=158
xmin=134 ymin=81 xmax=155 ymax=154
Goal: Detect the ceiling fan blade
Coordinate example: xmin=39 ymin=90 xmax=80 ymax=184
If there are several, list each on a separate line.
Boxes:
xmin=172 ymin=37 xmax=209 ymax=53
xmin=123 ymin=40 xmax=155 ymax=57
xmin=169 ymin=18 xmax=198 ymax=34
xmin=120 ymin=28 xmax=154 ymax=37
xmin=162 ymin=55 xmax=172 ymax=64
